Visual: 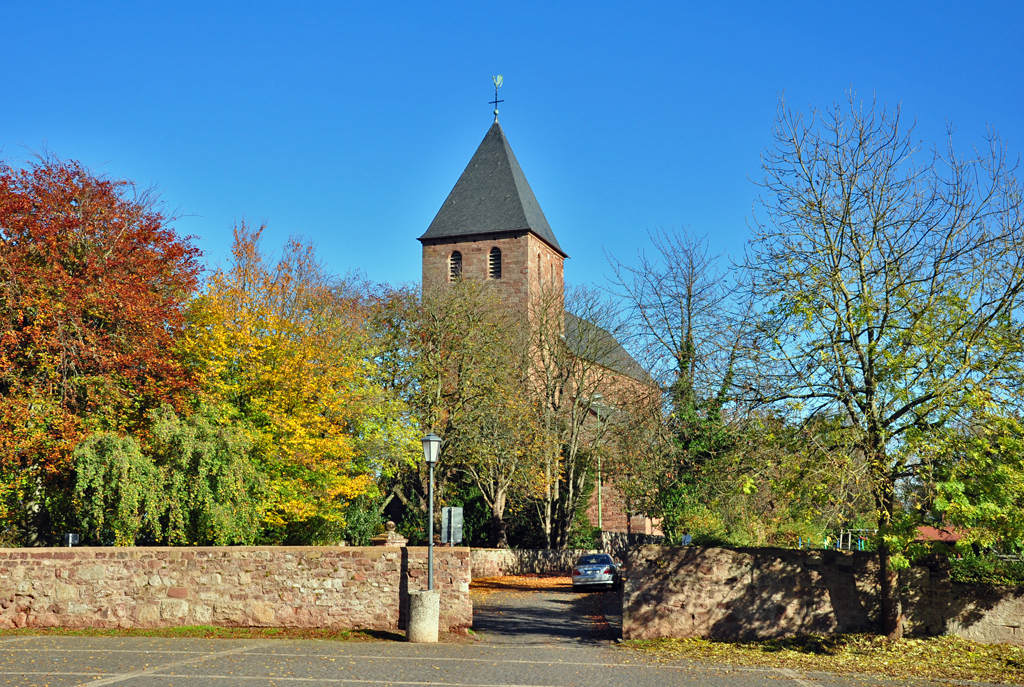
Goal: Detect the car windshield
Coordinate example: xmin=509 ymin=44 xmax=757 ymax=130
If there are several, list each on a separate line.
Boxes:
xmin=577 ymin=555 xmax=612 ymax=566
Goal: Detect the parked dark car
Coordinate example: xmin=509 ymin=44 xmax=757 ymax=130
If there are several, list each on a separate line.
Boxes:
xmin=571 ymin=553 xmax=619 ymax=590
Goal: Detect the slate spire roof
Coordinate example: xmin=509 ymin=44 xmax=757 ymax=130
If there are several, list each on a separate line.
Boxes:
xmin=418 ymin=122 xmax=566 ymax=257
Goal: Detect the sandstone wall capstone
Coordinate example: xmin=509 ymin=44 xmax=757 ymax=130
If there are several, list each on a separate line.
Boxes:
xmin=0 ymin=546 xmax=471 ymax=632
xmin=623 ymin=546 xmax=1024 ymax=646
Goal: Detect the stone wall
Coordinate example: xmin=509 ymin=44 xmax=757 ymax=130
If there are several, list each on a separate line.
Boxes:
xmin=623 ymin=546 xmax=878 ymax=641
xmin=0 ymin=546 xmax=471 ymax=633
xmin=470 ymin=548 xmax=607 ymax=579
xmin=900 ymin=555 xmax=1024 ymax=645
xmin=622 ymin=545 xmax=1024 ymax=646
xmin=599 ymin=532 xmax=664 ymax=562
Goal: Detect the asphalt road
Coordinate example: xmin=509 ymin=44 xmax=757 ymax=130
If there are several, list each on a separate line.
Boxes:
xmin=0 ymin=633 xmax=941 ymax=687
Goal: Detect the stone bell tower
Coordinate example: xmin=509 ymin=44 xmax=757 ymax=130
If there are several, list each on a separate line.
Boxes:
xmin=418 ymin=121 xmax=567 ymax=313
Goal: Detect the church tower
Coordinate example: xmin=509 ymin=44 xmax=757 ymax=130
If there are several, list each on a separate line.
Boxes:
xmin=418 ymin=122 xmax=567 ymax=312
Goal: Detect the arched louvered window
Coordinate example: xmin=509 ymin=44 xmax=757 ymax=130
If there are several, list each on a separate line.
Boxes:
xmin=488 ymin=247 xmax=502 ymax=279
xmin=449 ymin=251 xmax=462 ymax=281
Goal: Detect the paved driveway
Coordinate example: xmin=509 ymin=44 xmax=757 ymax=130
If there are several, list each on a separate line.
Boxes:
xmin=469 ymin=574 xmax=621 ymax=645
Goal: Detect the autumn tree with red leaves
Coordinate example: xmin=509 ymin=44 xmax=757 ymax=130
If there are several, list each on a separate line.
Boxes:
xmin=0 ymin=155 xmax=201 ymax=544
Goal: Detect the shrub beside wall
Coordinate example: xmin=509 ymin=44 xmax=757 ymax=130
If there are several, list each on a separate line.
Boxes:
xmin=0 ymin=546 xmax=470 ymax=632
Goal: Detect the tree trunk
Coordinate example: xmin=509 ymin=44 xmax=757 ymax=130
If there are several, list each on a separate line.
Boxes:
xmin=492 ymin=515 xmax=508 ymax=549
xmin=874 ymin=469 xmax=904 ymax=639
xmin=878 ymin=542 xmax=904 ymax=639
xmin=491 ymin=491 xmax=508 ymax=548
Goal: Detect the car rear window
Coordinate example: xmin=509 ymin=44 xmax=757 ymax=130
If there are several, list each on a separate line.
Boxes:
xmin=578 ymin=555 xmax=612 ymax=565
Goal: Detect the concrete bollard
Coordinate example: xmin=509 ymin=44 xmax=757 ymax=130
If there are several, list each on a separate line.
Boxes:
xmin=407 ymin=589 xmax=440 ymax=643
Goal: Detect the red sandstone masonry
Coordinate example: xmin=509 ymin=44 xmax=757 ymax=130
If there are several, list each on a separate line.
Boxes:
xmin=623 ymin=545 xmax=1024 ymax=646
xmin=421 ymin=233 xmax=564 ymax=318
xmin=0 ymin=546 xmax=471 ymax=632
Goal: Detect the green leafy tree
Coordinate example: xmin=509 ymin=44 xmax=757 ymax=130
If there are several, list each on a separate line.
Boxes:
xmin=73 ymin=434 xmax=163 ymax=546
xmin=73 ymin=405 xmax=265 ymax=546
xmin=607 ymin=230 xmax=737 ymax=542
xmin=149 ymin=405 xmax=265 ymax=546
xmin=915 ymin=412 xmax=1024 ymax=551
xmin=743 ymin=92 xmax=1024 ymax=637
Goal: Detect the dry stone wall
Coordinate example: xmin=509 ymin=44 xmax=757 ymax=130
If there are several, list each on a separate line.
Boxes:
xmin=623 ymin=545 xmax=1024 ymax=646
xmin=0 ymin=546 xmax=471 ymax=632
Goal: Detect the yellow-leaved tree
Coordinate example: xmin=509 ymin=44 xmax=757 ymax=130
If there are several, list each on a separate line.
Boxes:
xmin=181 ymin=223 xmax=416 ymax=542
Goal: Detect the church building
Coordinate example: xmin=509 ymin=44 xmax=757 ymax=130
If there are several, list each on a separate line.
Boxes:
xmin=418 ymin=120 xmax=661 ymax=542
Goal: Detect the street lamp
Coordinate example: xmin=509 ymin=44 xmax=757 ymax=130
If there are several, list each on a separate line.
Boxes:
xmin=590 ymin=394 xmax=605 ymax=531
xmin=421 ymin=433 xmax=441 ymax=591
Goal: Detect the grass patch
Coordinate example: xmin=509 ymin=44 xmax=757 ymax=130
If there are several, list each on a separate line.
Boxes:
xmin=621 ymin=633 xmax=1024 ymax=684
xmin=0 ymin=626 xmax=405 ymax=642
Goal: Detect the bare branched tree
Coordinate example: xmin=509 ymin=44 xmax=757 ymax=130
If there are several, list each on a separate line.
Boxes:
xmin=529 ymin=283 xmax=632 ymax=548
xmin=606 ymin=230 xmax=741 ymax=542
xmin=607 ymin=229 xmax=735 ymax=404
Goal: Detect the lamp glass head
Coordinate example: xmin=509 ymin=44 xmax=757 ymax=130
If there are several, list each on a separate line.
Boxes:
xmin=421 ymin=433 xmax=441 ymax=465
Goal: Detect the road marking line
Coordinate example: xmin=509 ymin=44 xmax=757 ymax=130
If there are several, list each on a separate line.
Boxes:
xmin=776 ymin=666 xmax=825 ymax=687
xmin=2 ymin=648 xmax=207 ymax=654
xmin=197 ymin=650 xmax=716 ymax=669
xmin=0 ymin=647 xmax=712 ymax=670
xmin=0 ymin=674 xmax=561 ymax=687
xmin=134 ymin=675 xmax=564 ymax=686
xmin=78 ymin=644 xmax=258 ymax=686
xmin=0 ymin=644 xmax=782 ymax=678
xmin=207 ymin=651 xmax=731 ymax=671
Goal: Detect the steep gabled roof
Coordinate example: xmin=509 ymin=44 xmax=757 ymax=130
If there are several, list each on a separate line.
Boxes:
xmin=565 ymin=313 xmax=655 ymax=386
xmin=419 ymin=122 xmax=566 ymax=257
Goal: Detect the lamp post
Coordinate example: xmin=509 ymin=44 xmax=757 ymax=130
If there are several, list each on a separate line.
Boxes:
xmin=421 ymin=433 xmax=441 ymax=591
xmin=591 ymin=394 xmax=605 ymax=531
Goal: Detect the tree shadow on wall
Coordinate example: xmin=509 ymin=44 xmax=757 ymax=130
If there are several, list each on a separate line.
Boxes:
xmin=704 ymin=548 xmax=879 ymax=641
xmin=901 ymin=555 xmax=1024 ymax=637
xmin=623 ymin=547 xmax=876 ymax=641
xmin=625 ymin=547 xmax=1022 ymax=642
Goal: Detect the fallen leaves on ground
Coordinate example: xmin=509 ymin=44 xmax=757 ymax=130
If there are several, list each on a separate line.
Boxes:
xmin=470 ymin=574 xmax=572 ymax=594
xmin=622 ymin=633 xmax=1024 ymax=685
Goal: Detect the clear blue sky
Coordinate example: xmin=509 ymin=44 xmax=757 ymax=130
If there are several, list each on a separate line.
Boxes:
xmin=3 ymin=2 xmax=1022 ymax=290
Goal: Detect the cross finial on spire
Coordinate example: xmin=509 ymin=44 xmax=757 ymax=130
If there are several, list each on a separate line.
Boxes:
xmin=490 ymin=74 xmax=504 ymax=122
